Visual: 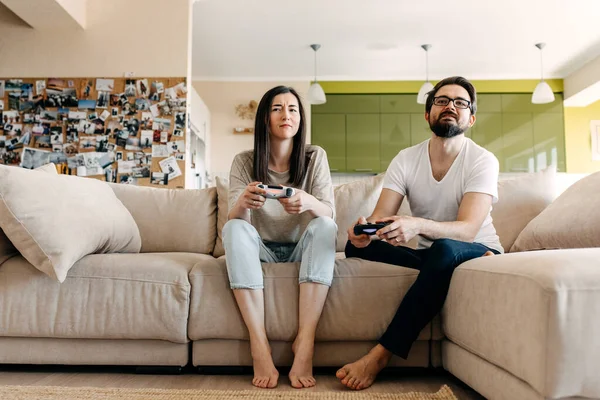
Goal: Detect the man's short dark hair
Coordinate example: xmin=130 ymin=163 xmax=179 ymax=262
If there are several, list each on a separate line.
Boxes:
xmin=425 ymin=76 xmax=477 ymax=115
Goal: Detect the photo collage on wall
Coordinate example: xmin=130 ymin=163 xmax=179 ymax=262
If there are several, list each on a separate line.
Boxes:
xmin=0 ymin=77 xmax=187 ymax=187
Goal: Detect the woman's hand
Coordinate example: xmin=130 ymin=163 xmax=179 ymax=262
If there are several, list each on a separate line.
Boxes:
xmin=347 ymin=217 xmax=372 ymax=249
xmin=237 ymin=181 xmax=267 ymax=210
xmin=278 ymin=189 xmax=313 ymax=214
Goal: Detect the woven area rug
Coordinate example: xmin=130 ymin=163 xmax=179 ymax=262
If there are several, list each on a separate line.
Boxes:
xmin=0 ymin=384 xmax=457 ymax=400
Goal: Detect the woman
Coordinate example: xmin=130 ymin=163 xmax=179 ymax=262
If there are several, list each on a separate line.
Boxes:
xmin=223 ymin=86 xmax=336 ymax=389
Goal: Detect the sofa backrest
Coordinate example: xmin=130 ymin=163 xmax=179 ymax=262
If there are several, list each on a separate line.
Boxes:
xmin=212 ymin=167 xmax=558 ymax=255
xmin=109 ymin=183 xmax=217 ymax=254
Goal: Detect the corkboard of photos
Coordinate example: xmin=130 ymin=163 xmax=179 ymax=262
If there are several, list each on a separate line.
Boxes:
xmin=0 ymin=77 xmax=187 ymax=188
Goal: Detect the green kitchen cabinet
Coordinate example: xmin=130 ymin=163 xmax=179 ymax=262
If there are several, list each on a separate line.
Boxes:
xmin=380 ymin=95 xmax=424 ymax=113
xmin=380 ymin=114 xmax=411 ymax=171
xmin=311 ymin=114 xmax=346 ymax=172
xmin=346 ymin=114 xmax=380 ymax=172
xmin=311 ymin=95 xmax=380 ymax=114
xmin=410 ymin=113 xmax=431 ymax=146
xmin=470 ymin=113 xmax=504 ymax=171
xmin=476 ymin=94 xmax=502 ymax=113
xmin=533 ymin=112 xmax=566 ymax=172
xmin=502 ymin=113 xmax=535 ymax=172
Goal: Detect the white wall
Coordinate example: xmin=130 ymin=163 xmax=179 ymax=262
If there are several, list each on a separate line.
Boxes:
xmin=188 ymin=86 xmax=211 ymax=187
xmin=192 ymin=81 xmax=311 ymax=181
xmin=0 ymin=0 xmax=188 ymax=77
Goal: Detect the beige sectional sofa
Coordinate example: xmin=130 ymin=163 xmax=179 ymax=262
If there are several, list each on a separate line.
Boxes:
xmin=0 ymin=165 xmax=599 ymax=400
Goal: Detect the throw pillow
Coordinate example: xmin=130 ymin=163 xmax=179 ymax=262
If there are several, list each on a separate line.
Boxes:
xmin=213 ymin=176 xmax=229 ymax=257
xmin=0 ymin=165 xmax=142 ymax=282
xmin=511 ymin=170 xmax=600 ymax=252
xmin=334 ymin=174 xmax=385 ymax=251
xmin=492 ymin=166 xmax=557 ymax=252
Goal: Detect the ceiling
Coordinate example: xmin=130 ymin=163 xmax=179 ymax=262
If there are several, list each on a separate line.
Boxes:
xmin=192 ymin=0 xmax=600 ymax=81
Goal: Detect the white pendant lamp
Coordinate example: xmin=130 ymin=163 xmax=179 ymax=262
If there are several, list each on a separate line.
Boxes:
xmin=531 ymin=43 xmax=555 ymax=104
xmin=417 ymin=44 xmax=434 ymax=104
xmin=307 ymin=44 xmax=326 ymax=105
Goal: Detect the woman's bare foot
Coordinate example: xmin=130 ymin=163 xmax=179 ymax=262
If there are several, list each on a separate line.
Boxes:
xmin=483 ymin=251 xmax=494 ymax=256
xmin=250 ymin=339 xmax=279 ymax=389
xmin=336 ymin=344 xmax=392 ymax=390
xmin=289 ymin=336 xmax=316 ymax=388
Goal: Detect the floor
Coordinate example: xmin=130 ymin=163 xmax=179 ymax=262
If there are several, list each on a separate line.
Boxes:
xmin=0 ymin=366 xmax=485 ymax=399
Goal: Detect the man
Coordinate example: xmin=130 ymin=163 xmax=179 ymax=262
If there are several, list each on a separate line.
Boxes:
xmin=336 ymin=76 xmax=503 ymax=390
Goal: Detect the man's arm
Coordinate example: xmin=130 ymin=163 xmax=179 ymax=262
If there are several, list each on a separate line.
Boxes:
xmin=417 ymin=192 xmax=493 ymax=242
xmin=368 ymin=188 xmax=404 ymax=222
xmin=379 ymin=192 xmax=492 ymax=244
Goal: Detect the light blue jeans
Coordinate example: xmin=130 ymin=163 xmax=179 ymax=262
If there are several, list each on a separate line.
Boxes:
xmin=222 ymin=217 xmax=337 ymax=289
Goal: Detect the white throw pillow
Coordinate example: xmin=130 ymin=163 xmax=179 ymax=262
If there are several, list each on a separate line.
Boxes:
xmin=0 ymin=165 xmax=142 ymax=282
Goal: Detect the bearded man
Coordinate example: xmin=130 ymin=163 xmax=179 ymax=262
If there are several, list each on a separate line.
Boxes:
xmin=337 ymin=76 xmax=503 ymax=390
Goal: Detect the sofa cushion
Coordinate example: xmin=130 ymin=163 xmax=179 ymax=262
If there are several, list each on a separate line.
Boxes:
xmin=0 ymin=165 xmax=141 ymax=282
xmin=334 ymin=174 xmax=384 ymax=251
xmin=188 ymin=258 xmax=434 ymax=343
xmin=334 ymin=174 xmax=417 ymax=251
xmin=34 ymin=163 xmax=59 ymax=174
xmin=492 ymin=166 xmax=556 ymax=252
xmin=511 ymin=171 xmax=600 ymax=252
xmin=212 ymin=176 xmax=229 ymax=257
xmin=0 ymin=229 xmax=17 ymax=267
xmin=0 ymin=253 xmax=211 ymax=344
xmin=109 ymin=184 xmax=217 ymax=255
xmin=1 ymin=163 xmax=64 ymax=266
xmin=443 ymin=249 xmax=600 ymax=398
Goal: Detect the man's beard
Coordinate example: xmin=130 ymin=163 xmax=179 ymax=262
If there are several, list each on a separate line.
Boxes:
xmin=429 ymin=113 xmax=467 ymax=138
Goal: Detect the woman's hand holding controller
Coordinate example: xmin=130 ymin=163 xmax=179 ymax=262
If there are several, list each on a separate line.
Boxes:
xmin=238 ymin=182 xmax=267 ymax=210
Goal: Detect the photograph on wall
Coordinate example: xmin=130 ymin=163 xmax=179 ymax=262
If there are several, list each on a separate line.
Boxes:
xmin=152 ymin=144 xmax=168 ymax=157
xmin=124 ymin=80 xmax=137 ymax=97
xmin=35 ymin=80 xmax=46 ymax=95
xmin=97 ymin=91 xmax=109 ymax=108
xmin=79 ymin=80 xmax=93 ymax=98
xmin=21 ymin=147 xmax=50 ymax=169
xmin=78 ymin=99 xmax=96 ymax=110
xmin=136 ymin=79 xmax=149 ymax=98
xmin=0 ymin=80 xmax=4 ymax=97
xmin=96 ymin=78 xmax=115 ymax=92
xmin=5 ymin=79 xmax=23 ymax=91
xmin=159 ymin=156 xmax=181 ymax=180
xmin=150 ymin=172 xmax=168 ymax=185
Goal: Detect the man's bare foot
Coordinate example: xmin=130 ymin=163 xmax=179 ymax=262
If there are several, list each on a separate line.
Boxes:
xmin=336 ymin=344 xmax=392 ymax=390
xmin=250 ymin=340 xmax=279 ymax=389
xmin=483 ymin=251 xmax=494 ymax=256
xmin=289 ymin=336 xmax=316 ymax=388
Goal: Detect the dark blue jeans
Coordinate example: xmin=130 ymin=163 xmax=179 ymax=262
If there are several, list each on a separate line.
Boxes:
xmin=345 ymin=238 xmax=499 ymax=359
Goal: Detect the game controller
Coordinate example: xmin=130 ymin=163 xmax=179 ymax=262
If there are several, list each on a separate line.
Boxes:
xmin=353 ymin=221 xmax=392 ymax=236
xmin=257 ymin=184 xmax=295 ymax=199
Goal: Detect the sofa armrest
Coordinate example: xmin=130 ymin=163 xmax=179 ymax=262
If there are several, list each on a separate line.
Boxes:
xmin=443 ymin=248 xmax=600 ymax=399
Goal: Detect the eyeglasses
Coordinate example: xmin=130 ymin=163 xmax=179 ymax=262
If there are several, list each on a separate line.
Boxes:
xmin=432 ymin=96 xmax=471 ymax=110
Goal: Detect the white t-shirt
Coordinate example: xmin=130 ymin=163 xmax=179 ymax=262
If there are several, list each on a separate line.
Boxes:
xmin=383 ymin=138 xmax=503 ymax=253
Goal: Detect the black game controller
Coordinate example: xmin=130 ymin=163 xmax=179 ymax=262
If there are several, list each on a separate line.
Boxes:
xmin=257 ymin=184 xmax=295 ymax=199
xmin=353 ymin=221 xmax=392 ymax=236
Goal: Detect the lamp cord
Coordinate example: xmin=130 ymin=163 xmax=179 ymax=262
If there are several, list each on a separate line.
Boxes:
xmin=539 ymin=48 xmax=544 ymax=81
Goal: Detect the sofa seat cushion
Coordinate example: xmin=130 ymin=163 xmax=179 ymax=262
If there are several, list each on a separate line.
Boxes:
xmin=0 ymin=252 xmax=211 ymax=344
xmin=443 ymin=249 xmax=600 ymax=399
xmin=189 ymin=257 xmax=435 ymax=343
